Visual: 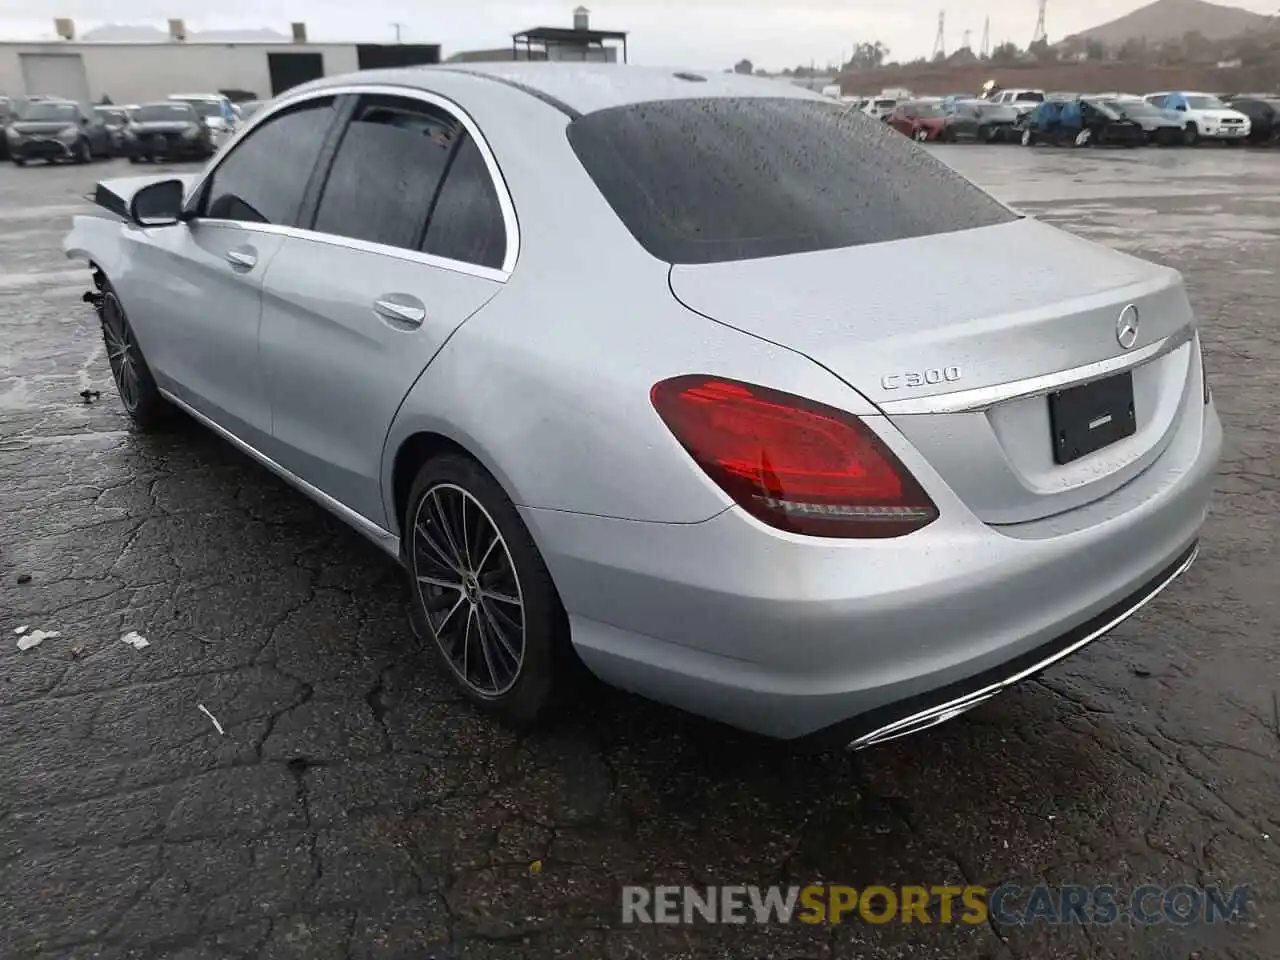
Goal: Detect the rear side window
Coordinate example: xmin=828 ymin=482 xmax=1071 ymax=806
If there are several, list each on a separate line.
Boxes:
xmin=202 ymin=97 xmax=336 ymax=225
xmin=421 ymin=133 xmax=507 ymax=269
xmin=567 ymin=97 xmax=1017 ymax=265
xmin=312 ymin=94 xmax=460 ymax=250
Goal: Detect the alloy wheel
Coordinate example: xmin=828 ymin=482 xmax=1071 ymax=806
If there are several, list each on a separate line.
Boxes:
xmin=411 ymin=482 xmax=526 ymax=697
xmin=101 ymin=292 xmax=141 ymax=412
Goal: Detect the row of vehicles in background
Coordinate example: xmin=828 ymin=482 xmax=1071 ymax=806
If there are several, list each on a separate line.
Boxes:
xmin=845 ymin=86 xmax=1280 ymax=149
xmin=1 ymin=92 xmax=266 ymax=166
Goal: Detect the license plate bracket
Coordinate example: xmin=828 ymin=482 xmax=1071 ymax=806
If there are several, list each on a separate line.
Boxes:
xmin=1048 ymin=371 xmax=1136 ymax=465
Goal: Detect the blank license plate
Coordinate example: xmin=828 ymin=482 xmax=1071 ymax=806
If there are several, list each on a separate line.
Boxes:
xmin=1048 ymin=372 xmax=1136 ymax=465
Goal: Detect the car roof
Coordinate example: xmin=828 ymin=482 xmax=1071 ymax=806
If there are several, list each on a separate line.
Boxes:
xmin=168 ymin=93 xmax=226 ymax=100
xmin=298 ymin=63 xmax=823 ymax=116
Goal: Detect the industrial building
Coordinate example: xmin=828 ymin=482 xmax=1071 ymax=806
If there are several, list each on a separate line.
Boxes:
xmin=447 ymin=7 xmax=627 ymax=65
xmin=0 ymin=19 xmax=440 ymax=106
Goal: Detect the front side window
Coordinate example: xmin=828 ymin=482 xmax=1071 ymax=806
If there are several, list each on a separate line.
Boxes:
xmin=200 ymin=97 xmax=336 ymax=225
xmin=421 ymin=132 xmax=507 ymax=269
xmin=567 ymin=97 xmax=1017 ymax=265
xmin=312 ymin=94 xmax=459 ymax=251
xmin=1014 ymin=92 xmax=1045 ymax=103
xmin=1185 ymin=95 xmax=1226 ymax=110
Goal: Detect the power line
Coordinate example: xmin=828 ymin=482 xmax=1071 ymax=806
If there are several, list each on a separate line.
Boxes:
xmin=1032 ymin=0 xmax=1047 ymax=45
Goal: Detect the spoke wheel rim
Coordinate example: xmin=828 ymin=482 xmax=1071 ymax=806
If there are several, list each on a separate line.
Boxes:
xmin=101 ymin=292 xmax=142 ymax=412
xmin=411 ymin=482 xmax=526 ymax=698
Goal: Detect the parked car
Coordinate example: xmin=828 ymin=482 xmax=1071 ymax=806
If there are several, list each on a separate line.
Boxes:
xmin=61 ymin=65 xmax=1220 ymax=749
xmin=887 ymin=100 xmax=950 ymax=141
xmin=167 ymin=93 xmax=239 ymax=139
xmin=94 ymin=104 xmax=131 ymax=154
xmin=984 ymin=88 xmax=1045 ymax=117
xmin=1223 ymin=95 xmax=1280 ymax=144
xmin=942 ymin=99 xmax=1020 ymax=142
xmin=1098 ymin=96 xmax=1186 ymax=146
xmin=6 ymin=98 xmax=113 ymax=165
xmin=0 ymin=96 xmax=17 ymax=159
xmin=862 ymin=97 xmax=898 ymax=121
xmin=1144 ymin=92 xmax=1250 ymax=144
xmin=1019 ymin=98 xmax=1144 ymax=147
xmin=121 ymin=101 xmax=217 ymax=162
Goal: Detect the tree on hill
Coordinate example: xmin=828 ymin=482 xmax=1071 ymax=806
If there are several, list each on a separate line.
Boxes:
xmin=1085 ymin=39 xmax=1108 ymax=61
xmin=844 ymin=41 xmax=890 ymax=70
xmin=991 ymin=41 xmax=1021 ymax=65
xmin=1028 ymin=37 xmax=1056 ymax=62
xmin=733 ymin=58 xmax=753 ymax=74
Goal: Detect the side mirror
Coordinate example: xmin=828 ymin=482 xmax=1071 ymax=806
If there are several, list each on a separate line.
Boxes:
xmin=129 ymin=179 xmax=186 ymax=227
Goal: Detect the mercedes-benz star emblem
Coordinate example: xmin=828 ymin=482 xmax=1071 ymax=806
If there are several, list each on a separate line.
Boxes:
xmin=1116 ymin=304 xmax=1140 ymax=350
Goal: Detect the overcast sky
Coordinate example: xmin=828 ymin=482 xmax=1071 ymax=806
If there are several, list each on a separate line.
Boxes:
xmin=1 ymin=1 xmax=1277 ymax=69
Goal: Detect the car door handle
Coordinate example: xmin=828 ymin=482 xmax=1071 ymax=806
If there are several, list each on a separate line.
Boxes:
xmin=225 ymin=247 xmax=257 ymax=269
xmin=373 ymin=297 xmax=426 ymax=327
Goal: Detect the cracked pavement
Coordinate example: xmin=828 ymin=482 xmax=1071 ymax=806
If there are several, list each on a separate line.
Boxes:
xmin=2 ymin=147 xmax=1278 ymax=959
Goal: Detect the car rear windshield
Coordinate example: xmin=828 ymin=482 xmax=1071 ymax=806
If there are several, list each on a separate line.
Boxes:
xmin=134 ymin=103 xmax=196 ymax=123
xmin=566 ymin=97 xmax=1018 ymax=265
xmin=1015 ymin=92 xmax=1045 ymax=102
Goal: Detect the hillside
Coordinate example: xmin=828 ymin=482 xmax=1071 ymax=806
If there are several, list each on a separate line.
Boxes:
xmin=1067 ymin=0 xmax=1274 ymax=46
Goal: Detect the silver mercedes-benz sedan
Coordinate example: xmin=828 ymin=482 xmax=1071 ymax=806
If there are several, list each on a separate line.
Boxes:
xmin=63 ymin=64 xmax=1222 ymax=750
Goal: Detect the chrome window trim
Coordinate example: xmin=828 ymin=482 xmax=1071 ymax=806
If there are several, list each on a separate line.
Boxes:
xmin=191 ymin=219 xmax=509 ymax=284
xmin=877 ymin=324 xmax=1195 ymax=415
xmin=159 ymin=388 xmax=402 ymax=558
xmin=182 ymin=81 xmax=520 ymax=279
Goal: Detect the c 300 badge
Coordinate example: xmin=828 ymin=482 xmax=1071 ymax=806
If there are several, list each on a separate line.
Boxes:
xmin=881 ymin=366 xmax=962 ymax=390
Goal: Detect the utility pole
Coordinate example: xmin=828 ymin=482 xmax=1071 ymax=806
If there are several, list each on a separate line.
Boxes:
xmin=980 ymin=16 xmax=990 ymax=58
xmin=932 ymin=10 xmax=946 ymax=60
xmin=1032 ymin=0 xmax=1047 ymax=45
xmin=962 ymin=28 xmax=972 ymax=51
xmin=390 ymin=22 xmax=405 ymax=43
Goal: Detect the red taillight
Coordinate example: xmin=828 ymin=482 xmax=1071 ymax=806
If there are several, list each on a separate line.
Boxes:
xmin=650 ymin=375 xmax=938 ymax=538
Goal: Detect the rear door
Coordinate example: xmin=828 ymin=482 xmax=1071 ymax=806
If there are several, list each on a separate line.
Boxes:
xmin=118 ymin=95 xmax=340 ymax=449
xmin=257 ymin=90 xmax=510 ymax=527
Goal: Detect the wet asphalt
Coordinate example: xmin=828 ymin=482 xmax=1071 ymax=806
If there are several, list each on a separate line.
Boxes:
xmin=1 ymin=146 xmax=1278 ymax=960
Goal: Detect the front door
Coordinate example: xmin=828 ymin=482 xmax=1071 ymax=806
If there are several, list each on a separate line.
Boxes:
xmin=117 ymin=220 xmax=284 ymax=448
xmin=125 ymin=94 xmax=342 ymax=449
xmin=258 ymin=91 xmax=511 ymax=527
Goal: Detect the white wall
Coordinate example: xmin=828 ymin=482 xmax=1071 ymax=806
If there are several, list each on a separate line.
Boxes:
xmin=0 ymin=43 xmax=360 ymax=104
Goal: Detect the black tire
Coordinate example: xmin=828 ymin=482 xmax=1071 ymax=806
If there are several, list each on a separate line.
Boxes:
xmin=73 ymin=138 xmax=91 ymax=163
xmin=12 ymin=157 xmax=26 ymax=167
xmin=127 ymin=155 xmax=141 ymax=164
xmin=404 ymin=453 xmax=578 ymax=727
xmin=1184 ymin=122 xmax=1199 ymax=146
xmin=97 ymin=281 xmax=172 ymax=431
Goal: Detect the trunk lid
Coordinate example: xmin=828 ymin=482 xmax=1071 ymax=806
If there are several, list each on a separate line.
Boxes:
xmin=668 ymin=218 xmax=1199 ymax=525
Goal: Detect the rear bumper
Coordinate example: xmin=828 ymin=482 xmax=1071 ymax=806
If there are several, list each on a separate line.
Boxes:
xmin=523 ymin=394 xmax=1221 ymax=744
